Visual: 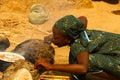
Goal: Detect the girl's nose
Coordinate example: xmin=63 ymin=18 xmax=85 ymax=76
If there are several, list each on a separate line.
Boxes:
xmin=44 ymin=34 xmax=53 ymax=44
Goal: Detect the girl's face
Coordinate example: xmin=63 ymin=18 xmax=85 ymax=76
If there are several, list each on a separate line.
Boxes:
xmin=52 ymin=26 xmax=71 ymax=47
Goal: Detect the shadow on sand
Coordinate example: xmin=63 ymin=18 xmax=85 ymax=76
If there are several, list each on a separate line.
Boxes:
xmin=112 ymin=10 xmax=120 ymax=15
xmin=92 ymin=0 xmax=119 ymax=4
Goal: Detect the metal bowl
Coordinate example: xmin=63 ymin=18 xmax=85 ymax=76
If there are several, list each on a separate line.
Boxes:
xmin=0 ymin=52 xmax=25 ymax=72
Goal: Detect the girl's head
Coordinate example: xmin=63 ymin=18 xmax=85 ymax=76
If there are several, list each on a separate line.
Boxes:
xmin=51 ymin=15 xmax=87 ymax=47
xmin=52 ymin=26 xmax=72 ymax=47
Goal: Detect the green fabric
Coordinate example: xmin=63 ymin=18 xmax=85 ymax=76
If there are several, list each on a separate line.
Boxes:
xmin=89 ymin=54 xmax=120 ymax=77
xmin=55 ymin=15 xmax=85 ymax=39
xmin=69 ymin=30 xmax=120 ymax=77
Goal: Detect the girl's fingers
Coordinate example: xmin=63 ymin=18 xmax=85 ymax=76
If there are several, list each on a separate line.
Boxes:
xmin=34 ymin=59 xmax=46 ymax=68
xmin=34 ymin=60 xmax=41 ymax=68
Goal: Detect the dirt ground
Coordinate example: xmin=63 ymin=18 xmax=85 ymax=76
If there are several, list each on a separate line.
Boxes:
xmin=0 ymin=0 xmax=120 ymax=79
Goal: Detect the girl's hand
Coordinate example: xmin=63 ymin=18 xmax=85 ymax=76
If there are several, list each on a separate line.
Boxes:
xmin=34 ymin=58 xmax=52 ymax=71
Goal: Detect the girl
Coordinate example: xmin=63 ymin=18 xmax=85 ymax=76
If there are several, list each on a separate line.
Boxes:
xmin=35 ymin=15 xmax=120 ymax=80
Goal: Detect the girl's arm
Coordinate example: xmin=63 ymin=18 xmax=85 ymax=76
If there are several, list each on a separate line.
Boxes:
xmin=35 ymin=51 xmax=89 ymax=74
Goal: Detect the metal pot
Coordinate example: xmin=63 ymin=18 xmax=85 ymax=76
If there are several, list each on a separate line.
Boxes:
xmin=0 ymin=52 xmax=25 ymax=72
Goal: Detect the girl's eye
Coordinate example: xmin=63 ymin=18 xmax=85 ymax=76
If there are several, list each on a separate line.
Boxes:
xmin=53 ymin=34 xmax=58 ymax=39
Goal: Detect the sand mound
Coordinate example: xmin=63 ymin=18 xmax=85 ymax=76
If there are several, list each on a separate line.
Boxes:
xmin=0 ymin=0 xmax=93 ymax=51
xmin=0 ymin=0 xmax=93 ymax=13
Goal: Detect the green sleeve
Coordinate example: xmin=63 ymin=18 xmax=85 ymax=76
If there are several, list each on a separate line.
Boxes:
xmin=70 ymin=42 xmax=88 ymax=57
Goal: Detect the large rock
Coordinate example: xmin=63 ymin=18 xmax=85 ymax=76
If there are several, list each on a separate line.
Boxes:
xmin=12 ymin=39 xmax=55 ymax=64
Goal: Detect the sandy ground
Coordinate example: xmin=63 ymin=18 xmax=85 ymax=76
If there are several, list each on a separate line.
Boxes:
xmin=0 ymin=0 xmax=120 ymax=79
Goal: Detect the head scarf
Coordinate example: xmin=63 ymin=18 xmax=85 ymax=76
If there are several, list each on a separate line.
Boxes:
xmin=55 ymin=15 xmax=86 ymax=39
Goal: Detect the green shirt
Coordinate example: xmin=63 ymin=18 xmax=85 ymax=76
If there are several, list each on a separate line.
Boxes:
xmin=69 ymin=30 xmax=120 ymax=64
xmin=69 ymin=30 xmax=120 ymax=77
